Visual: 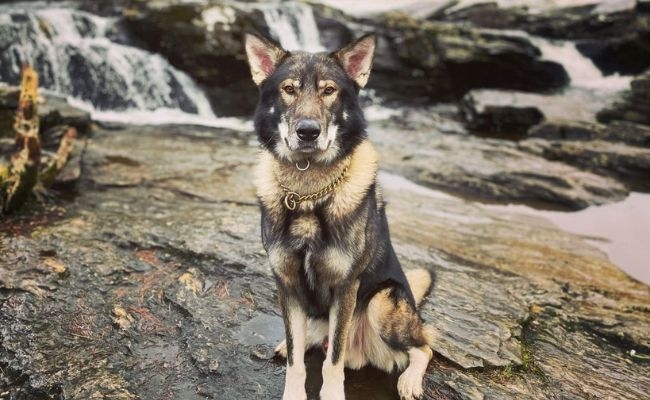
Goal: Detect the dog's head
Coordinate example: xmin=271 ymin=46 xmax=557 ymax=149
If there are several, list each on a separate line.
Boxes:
xmin=245 ymin=33 xmax=376 ymax=164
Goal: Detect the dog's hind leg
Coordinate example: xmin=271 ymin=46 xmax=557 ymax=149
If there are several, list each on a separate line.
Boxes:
xmin=398 ymin=344 xmax=433 ymax=400
xmin=367 ymin=287 xmax=434 ymax=400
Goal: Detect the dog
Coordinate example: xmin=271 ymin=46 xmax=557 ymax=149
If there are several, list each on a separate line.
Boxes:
xmin=245 ymin=32 xmax=435 ymax=400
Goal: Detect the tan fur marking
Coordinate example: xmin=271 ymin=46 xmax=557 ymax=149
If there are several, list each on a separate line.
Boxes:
xmin=405 ymin=269 xmax=433 ymax=307
xmin=328 ymin=140 xmax=378 ymax=219
xmin=290 ymin=215 xmax=320 ymax=239
xmin=255 ymin=140 xmax=379 ymax=218
xmin=368 ymin=288 xmax=428 ymax=349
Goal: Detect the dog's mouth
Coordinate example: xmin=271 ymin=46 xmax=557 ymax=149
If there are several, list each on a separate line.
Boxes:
xmin=284 ymin=138 xmax=329 ymax=154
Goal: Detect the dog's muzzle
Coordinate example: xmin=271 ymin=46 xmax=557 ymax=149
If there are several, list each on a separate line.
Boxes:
xmin=296 ymin=119 xmax=321 ymax=142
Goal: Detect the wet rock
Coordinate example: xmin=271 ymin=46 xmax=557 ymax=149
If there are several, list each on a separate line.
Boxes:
xmin=598 ymin=69 xmax=650 ymax=125
xmin=528 ymin=120 xmax=650 ymax=147
xmin=116 ymin=2 xmax=568 ymax=112
xmin=519 ymin=137 xmax=650 ymax=191
xmin=373 ymin=119 xmax=627 ymax=210
xmin=367 ymin=15 xmax=568 ymax=104
xmin=441 ymin=1 xmax=650 ymax=75
xmin=0 ymin=86 xmax=91 ymax=137
xmin=460 ymin=90 xmax=544 ymax=138
xmin=121 ymin=3 xmax=267 ymax=117
xmin=0 ymin=123 xmax=648 ymax=400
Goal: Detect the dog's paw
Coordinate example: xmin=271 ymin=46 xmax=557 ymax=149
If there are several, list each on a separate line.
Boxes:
xmin=319 ymin=383 xmax=345 ymax=400
xmin=282 ymin=367 xmax=307 ymax=400
xmin=275 ymin=339 xmax=287 ymax=358
xmin=397 ymin=368 xmax=424 ymax=400
xmin=282 ymin=387 xmax=307 ymax=400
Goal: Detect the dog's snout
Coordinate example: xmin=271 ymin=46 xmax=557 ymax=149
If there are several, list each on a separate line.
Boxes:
xmin=296 ymin=119 xmax=321 ymax=142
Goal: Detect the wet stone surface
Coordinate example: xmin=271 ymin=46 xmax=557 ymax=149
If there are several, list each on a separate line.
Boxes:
xmin=1 ymin=124 xmax=649 ymax=400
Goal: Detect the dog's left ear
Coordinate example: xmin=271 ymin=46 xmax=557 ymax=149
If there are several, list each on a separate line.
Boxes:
xmin=245 ymin=33 xmax=287 ymax=86
xmin=333 ymin=34 xmax=376 ymax=88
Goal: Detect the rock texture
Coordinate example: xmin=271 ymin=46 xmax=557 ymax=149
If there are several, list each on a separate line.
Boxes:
xmin=365 ymin=13 xmax=568 ymax=104
xmin=1 ymin=122 xmax=648 ymax=400
xmin=519 ymin=120 xmax=650 ymax=191
xmin=97 ymin=2 xmax=570 ymax=113
xmin=460 ymin=90 xmax=544 ymax=138
xmin=441 ymin=1 xmax=650 ymax=75
xmin=598 ymin=69 xmax=650 ymax=126
xmin=119 ymin=3 xmax=267 ymax=117
xmin=372 ymin=117 xmax=628 ymax=210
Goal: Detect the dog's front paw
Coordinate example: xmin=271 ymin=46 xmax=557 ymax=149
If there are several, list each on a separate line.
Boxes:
xmin=282 ymin=368 xmax=307 ymax=400
xmin=275 ymin=339 xmax=288 ymax=358
xmin=397 ymin=368 xmax=424 ymax=400
xmin=319 ymin=382 xmax=345 ymax=400
xmin=282 ymin=387 xmax=307 ymax=400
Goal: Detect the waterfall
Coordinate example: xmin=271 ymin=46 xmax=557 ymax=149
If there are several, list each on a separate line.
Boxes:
xmin=260 ymin=2 xmax=325 ymax=52
xmin=0 ymin=8 xmax=216 ymax=119
xmin=530 ymin=37 xmax=632 ymax=91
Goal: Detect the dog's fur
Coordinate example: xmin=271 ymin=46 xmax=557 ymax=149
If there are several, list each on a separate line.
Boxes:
xmin=245 ymin=33 xmax=435 ymax=400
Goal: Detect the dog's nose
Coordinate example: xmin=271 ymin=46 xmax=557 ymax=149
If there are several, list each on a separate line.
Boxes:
xmin=296 ymin=119 xmax=321 ymax=142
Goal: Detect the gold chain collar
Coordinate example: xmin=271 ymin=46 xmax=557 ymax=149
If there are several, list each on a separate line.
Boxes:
xmin=278 ymin=164 xmax=350 ymax=211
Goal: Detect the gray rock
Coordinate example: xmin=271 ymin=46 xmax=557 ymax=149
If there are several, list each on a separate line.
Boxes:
xmin=367 ymin=16 xmax=568 ymax=104
xmin=529 ymin=120 xmax=650 ymax=147
xmin=519 ymin=137 xmax=650 ymax=191
xmin=461 ymin=90 xmax=544 ymax=138
xmin=0 ymin=86 xmax=91 ymax=137
xmin=1 ymin=123 xmax=648 ymax=400
xmin=115 ymin=2 xmax=568 ymax=113
xmin=598 ymin=69 xmax=650 ymax=125
xmin=373 ymin=119 xmax=627 ymax=210
xmin=440 ymin=1 xmax=650 ymax=75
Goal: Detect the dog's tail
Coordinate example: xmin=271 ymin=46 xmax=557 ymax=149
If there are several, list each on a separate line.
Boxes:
xmin=405 ymin=268 xmax=435 ymax=308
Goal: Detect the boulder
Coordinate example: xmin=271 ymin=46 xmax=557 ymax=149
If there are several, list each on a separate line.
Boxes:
xmin=461 ymin=90 xmax=544 ymax=138
xmin=0 ymin=86 xmax=91 ymax=138
xmin=121 ymin=3 xmax=268 ymax=117
xmin=598 ymin=69 xmax=650 ymax=125
xmin=117 ymin=3 xmax=568 ymax=113
xmin=519 ymin=138 xmax=650 ymax=191
xmin=366 ymin=13 xmax=569 ymax=104
xmin=440 ymin=1 xmax=650 ymax=75
xmin=372 ymin=118 xmax=627 ymax=210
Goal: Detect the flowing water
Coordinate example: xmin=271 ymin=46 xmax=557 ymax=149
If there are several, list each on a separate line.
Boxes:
xmin=0 ymin=7 xmax=215 ymax=119
xmin=259 ymin=2 xmax=325 ymax=52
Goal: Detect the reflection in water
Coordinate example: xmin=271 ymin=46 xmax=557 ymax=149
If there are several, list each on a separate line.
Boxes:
xmin=490 ymin=192 xmax=650 ymax=284
xmin=532 ymin=193 xmax=650 ymax=284
xmin=380 ymin=172 xmax=650 ymax=285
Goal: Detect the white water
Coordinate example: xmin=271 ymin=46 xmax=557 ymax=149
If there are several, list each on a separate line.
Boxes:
xmin=1 ymin=8 xmax=219 ymax=124
xmin=530 ymin=37 xmax=632 ymax=91
xmin=260 ymin=2 xmax=325 ymax=52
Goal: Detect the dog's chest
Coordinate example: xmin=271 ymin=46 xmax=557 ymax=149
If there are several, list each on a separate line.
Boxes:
xmin=288 ymin=213 xmax=356 ymax=282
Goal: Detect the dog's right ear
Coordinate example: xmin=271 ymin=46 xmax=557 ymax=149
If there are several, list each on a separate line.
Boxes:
xmin=245 ymin=33 xmax=287 ymax=86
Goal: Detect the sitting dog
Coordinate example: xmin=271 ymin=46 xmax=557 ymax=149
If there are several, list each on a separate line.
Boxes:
xmin=245 ymin=32 xmax=435 ymax=400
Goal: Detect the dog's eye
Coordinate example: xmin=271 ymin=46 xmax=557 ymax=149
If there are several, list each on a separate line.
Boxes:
xmin=323 ymin=86 xmax=336 ymax=95
xmin=283 ymin=85 xmax=295 ymax=95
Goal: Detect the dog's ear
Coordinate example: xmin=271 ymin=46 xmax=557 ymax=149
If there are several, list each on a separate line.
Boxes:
xmin=333 ymin=34 xmax=376 ymax=88
xmin=245 ymin=33 xmax=287 ymax=86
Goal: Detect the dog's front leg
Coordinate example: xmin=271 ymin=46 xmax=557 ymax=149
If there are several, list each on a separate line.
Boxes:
xmin=279 ymin=294 xmax=308 ymax=400
xmin=320 ymin=281 xmax=359 ymax=400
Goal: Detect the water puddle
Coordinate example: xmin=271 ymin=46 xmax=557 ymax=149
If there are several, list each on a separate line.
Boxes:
xmin=379 ymin=172 xmax=650 ymax=284
xmin=495 ymin=193 xmax=650 ymax=284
